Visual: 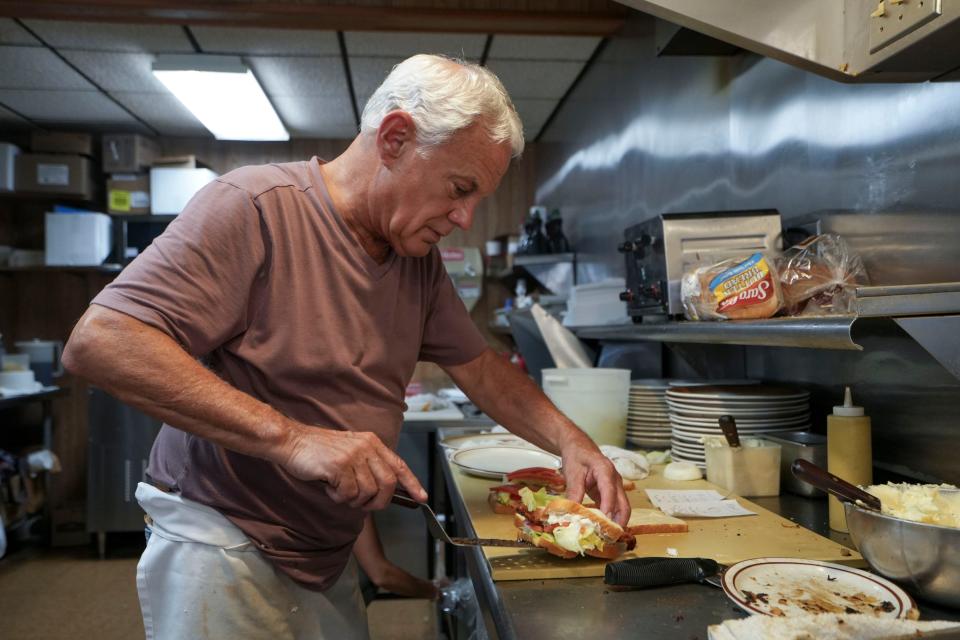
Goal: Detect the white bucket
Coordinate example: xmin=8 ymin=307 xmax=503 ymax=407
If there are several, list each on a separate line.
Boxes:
xmin=541 ymin=368 xmax=631 ymax=447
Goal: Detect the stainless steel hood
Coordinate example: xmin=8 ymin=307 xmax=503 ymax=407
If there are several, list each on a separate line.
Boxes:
xmin=616 ymin=0 xmax=960 ymax=82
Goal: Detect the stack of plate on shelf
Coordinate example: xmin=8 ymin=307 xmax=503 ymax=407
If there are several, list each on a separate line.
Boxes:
xmin=665 ymin=385 xmax=811 ymax=467
xmin=626 ymin=379 xmax=672 ymax=448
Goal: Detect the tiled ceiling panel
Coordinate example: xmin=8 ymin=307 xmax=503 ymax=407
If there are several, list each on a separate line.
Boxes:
xmin=248 ymin=56 xmax=346 ymax=97
xmin=191 ymin=26 xmax=340 ymax=56
xmin=485 ymin=59 xmax=584 ymax=100
xmin=0 ymin=102 xmax=30 ymax=125
xmin=512 ymin=98 xmax=557 ymax=140
xmin=349 ymin=56 xmax=398 ymax=112
xmin=0 ymin=18 xmax=40 ymax=46
xmin=60 ymin=51 xmax=167 ymax=93
xmin=0 ymin=89 xmax=137 ymax=124
xmin=22 ymin=19 xmax=193 ymax=53
xmin=111 ymin=92 xmax=209 ymax=137
xmin=345 ymin=31 xmax=485 ymax=60
xmin=0 ymin=46 xmax=93 ymax=90
xmin=488 ymin=35 xmax=601 ymax=61
xmin=271 ymin=95 xmax=357 ymax=138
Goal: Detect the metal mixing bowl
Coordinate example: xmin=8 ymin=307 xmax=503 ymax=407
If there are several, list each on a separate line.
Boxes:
xmin=845 ymin=501 xmax=960 ymax=609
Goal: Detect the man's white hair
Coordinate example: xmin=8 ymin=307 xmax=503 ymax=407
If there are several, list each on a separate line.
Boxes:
xmin=360 ymin=54 xmax=525 ymax=158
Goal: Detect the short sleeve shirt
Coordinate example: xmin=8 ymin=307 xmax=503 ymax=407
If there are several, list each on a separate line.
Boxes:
xmin=92 ymin=158 xmax=487 ymax=590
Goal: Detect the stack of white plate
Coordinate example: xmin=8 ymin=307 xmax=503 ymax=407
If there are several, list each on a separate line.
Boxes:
xmin=627 ymin=379 xmax=672 ymax=448
xmin=666 ymin=385 xmax=811 ymax=467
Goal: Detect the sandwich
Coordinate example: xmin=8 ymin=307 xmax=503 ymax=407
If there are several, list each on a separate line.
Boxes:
xmin=514 ymin=497 xmax=636 ymax=560
xmin=488 ymin=484 xmax=561 ymax=516
xmin=505 ymin=466 xmax=566 ymax=492
xmin=488 ymin=466 xmax=565 ymax=515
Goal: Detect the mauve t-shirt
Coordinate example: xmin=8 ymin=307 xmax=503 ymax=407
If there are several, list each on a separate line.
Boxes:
xmin=92 ymin=158 xmax=487 ymax=590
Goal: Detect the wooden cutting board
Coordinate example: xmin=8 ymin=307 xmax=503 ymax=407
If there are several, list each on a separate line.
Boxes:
xmin=451 ymin=465 xmax=864 ymax=581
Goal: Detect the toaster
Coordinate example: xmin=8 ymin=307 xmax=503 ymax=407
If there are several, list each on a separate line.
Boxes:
xmin=618 ymin=209 xmax=783 ymax=319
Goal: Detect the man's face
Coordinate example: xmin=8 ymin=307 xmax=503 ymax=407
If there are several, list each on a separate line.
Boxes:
xmin=375 ymin=120 xmax=513 ymax=258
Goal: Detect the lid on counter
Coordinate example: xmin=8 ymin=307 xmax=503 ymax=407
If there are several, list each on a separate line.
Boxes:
xmin=832 ymin=386 xmax=865 ymax=417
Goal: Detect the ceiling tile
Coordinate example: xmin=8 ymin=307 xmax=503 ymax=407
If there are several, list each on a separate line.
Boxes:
xmin=0 ymin=18 xmax=40 ymax=46
xmin=247 ymin=56 xmax=346 ymax=97
xmin=0 ymin=89 xmax=137 ymax=124
xmin=111 ymin=91 xmax=209 ymax=137
xmin=348 ymin=56 xmax=399 ymax=112
xmin=512 ymin=98 xmax=556 ymax=140
xmin=22 ymin=19 xmax=193 ymax=53
xmin=0 ymin=102 xmax=31 ymax=125
xmin=191 ymin=26 xmax=340 ymax=56
xmin=270 ymin=95 xmax=357 ymax=138
xmin=488 ymin=35 xmax=601 ymax=61
xmin=345 ymin=32 xmax=485 ymax=60
xmin=0 ymin=46 xmax=93 ymax=90
xmin=485 ymin=59 xmax=584 ymax=100
xmin=60 ymin=50 xmax=167 ymax=93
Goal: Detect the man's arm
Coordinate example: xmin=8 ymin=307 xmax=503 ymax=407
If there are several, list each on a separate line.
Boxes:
xmin=63 ymin=305 xmax=426 ymax=509
xmin=442 ymin=348 xmax=630 ymax=526
xmin=353 ymin=515 xmax=439 ymax=600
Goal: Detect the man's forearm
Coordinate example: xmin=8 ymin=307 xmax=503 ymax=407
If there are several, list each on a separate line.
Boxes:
xmin=444 ymin=349 xmax=592 ymax=455
xmin=64 ymin=305 xmax=297 ymax=465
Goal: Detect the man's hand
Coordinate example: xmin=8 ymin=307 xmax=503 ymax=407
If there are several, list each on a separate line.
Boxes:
xmin=279 ymin=425 xmax=427 ymax=511
xmin=559 ymin=434 xmax=631 ymax=527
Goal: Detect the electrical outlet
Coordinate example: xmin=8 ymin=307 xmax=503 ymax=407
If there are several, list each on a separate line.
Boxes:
xmin=868 ymin=0 xmax=942 ymax=53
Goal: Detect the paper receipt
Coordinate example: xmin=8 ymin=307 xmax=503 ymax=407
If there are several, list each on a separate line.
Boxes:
xmin=645 ymin=489 xmax=757 ymax=518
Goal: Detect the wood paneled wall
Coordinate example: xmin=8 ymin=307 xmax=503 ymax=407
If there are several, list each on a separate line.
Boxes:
xmin=0 ymin=135 xmax=536 ymax=524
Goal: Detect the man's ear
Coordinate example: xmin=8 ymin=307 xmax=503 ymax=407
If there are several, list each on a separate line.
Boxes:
xmin=376 ymin=111 xmax=417 ymax=165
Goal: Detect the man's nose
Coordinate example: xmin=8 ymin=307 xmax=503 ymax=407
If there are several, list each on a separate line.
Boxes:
xmin=449 ymin=202 xmax=476 ymax=231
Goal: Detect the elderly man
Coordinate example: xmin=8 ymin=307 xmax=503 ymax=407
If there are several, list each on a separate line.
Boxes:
xmin=64 ymin=54 xmax=629 ymax=639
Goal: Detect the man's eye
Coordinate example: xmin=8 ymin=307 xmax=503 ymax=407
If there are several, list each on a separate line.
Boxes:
xmin=454 ymin=184 xmax=471 ymax=197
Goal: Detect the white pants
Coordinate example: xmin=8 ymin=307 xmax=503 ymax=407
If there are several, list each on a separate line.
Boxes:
xmin=136 ymin=483 xmax=369 ymax=640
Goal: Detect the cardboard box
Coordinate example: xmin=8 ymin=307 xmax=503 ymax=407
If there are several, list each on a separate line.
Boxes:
xmin=45 ymin=212 xmax=112 ymax=266
xmin=15 ymin=153 xmax=93 ymax=199
xmin=152 ymin=154 xmax=198 ymax=169
xmin=102 ymin=133 xmax=158 ymax=173
xmin=0 ymin=142 xmax=18 ymax=192
xmin=30 ymin=131 xmax=94 ymax=156
xmin=107 ymin=173 xmax=150 ymax=214
xmin=150 ymin=167 xmax=217 ymax=214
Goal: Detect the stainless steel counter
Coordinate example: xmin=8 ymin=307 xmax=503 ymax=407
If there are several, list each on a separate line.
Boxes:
xmin=439 ymin=450 xmax=960 ymax=640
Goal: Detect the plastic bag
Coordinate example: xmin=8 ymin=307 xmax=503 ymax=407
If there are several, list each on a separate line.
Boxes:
xmin=777 ymin=234 xmax=868 ymax=316
xmin=680 ymin=252 xmax=783 ymax=321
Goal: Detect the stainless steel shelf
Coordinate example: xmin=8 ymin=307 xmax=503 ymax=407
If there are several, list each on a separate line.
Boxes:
xmin=512 ymin=252 xmax=575 ymax=266
xmin=573 ymin=316 xmax=861 ymax=350
xmin=854 ymin=282 xmax=960 ymax=317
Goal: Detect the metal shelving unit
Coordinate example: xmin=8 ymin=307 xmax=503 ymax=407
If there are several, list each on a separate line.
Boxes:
xmin=572 ymin=282 xmax=960 ymax=379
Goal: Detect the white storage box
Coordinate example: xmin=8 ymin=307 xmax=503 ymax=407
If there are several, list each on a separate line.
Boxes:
xmin=150 ymin=167 xmax=217 ymax=215
xmin=1 ymin=142 xmax=20 ymax=192
xmin=562 ymin=278 xmax=630 ymax=327
xmin=45 ymin=212 xmax=112 ymax=266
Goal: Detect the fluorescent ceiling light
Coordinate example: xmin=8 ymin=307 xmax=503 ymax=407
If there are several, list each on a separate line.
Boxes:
xmin=153 ymin=54 xmax=289 ymax=141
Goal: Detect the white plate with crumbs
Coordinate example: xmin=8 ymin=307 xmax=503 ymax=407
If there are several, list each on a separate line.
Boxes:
xmin=450 ymin=446 xmax=561 ymax=479
xmin=722 ymin=557 xmax=916 ymax=619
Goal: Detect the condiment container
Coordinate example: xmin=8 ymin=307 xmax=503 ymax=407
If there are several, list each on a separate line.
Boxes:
xmin=827 ymin=386 xmax=872 ymax=532
xmin=703 ymin=436 xmax=781 ymax=497
xmin=541 ymin=368 xmax=630 ymax=447
xmin=760 ymin=431 xmax=827 ymax=497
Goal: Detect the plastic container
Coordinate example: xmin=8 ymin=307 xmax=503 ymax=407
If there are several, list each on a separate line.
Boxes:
xmin=704 ymin=436 xmax=781 ymax=497
xmin=541 ymin=368 xmax=630 ymax=447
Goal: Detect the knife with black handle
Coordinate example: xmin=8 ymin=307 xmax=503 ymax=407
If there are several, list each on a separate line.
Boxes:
xmin=604 ymin=557 xmax=722 ymax=589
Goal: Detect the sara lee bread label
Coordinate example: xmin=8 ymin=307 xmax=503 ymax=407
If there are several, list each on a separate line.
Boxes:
xmin=709 ymin=253 xmax=775 ymax=313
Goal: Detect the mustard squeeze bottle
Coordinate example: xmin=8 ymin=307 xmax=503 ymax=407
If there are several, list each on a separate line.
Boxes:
xmin=827 ymin=387 xmax=872 ymax=532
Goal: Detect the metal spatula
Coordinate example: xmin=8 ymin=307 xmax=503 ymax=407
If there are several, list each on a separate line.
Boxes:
xmin=391 ymin=492 xmax=531 ymax=548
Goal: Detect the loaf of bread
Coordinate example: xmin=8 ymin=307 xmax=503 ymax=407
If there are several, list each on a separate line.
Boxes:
xmin=681 ymin=253 xmax=783 ymax=321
